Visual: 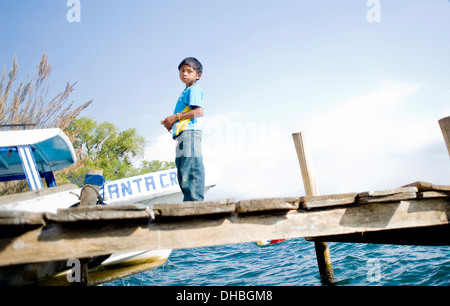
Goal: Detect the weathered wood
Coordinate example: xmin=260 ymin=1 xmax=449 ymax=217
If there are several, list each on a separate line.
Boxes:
xmin=300 ymin=193 xmax=358 ymax=210
xmin=45 ymin=204 xmax=150 ymax=223
xmin=153 ymin=199 xmax=235 ymax=217
xmin=425 ymin=184 xmax=450 ymax=192
xmin=76 ymin=259 xmax=89 ymax=287
xmin=292 ymin=131 xmax=334 ymax=282
xmin=358 ymin=192 xmax=417 ymax=204
xmin=292 ymin=132 xmax=319 ymax=196
xmin=64 ymin=204 xmax=148 ymax=211
xmin=358 ymin=187 xmax=418 ymax=197
xmin=1 ymin=197 xmax=447 ymax=268
xmin=403 ymin=181 xmax=450 ymax=192
xmin=439 ymin=116 xmax=450 ymax=157
xmin=0 ymin=210 xmax=45 ymax=226
xmin=235 ymin=197 xmax=299 ymax=213
xmin=417 ymin=191 xmax=450 ymax=199
xmin=79 ymin=185 xmax=101 ymax=207
xmin=79 ymin=170 xmax=104 ymax=208
xmin=403 ymin=181 xmax=434 ymax=191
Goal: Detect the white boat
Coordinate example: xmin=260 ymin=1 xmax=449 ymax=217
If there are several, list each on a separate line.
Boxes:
xmin=0 ymin=128 xmax=218 ymax=285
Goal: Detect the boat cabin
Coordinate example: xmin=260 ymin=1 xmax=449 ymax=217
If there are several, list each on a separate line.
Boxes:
xmin=0 ymin=128 xmax=76 ymax=190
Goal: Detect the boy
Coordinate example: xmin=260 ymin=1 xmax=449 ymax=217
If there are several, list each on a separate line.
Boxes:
xmin=161 ymin=57 xmax=205 ymax=202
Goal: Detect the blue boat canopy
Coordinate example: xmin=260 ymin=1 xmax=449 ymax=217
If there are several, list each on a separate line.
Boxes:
xmin=0 ymin=128 xmax=76 ymax=189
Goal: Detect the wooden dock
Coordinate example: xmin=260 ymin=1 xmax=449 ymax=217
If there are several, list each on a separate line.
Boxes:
xmin=0 ymin=116 xmax=449 ymax=286
xmin=0 ymin=185 xmax=449 ymax=267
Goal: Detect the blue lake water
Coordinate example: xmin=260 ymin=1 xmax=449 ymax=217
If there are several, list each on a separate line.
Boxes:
xmin=106 ymin=238 xmax=450 ymax=286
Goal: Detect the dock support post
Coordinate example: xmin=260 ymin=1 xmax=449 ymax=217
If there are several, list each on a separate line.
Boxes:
xmin=439 ymin=116 xmax=450 ymax=158
xmin=292 ymin=132 xmax=334 ymax=283
xmin=80 ymin=259 xmax=89 ymax=286
xmin=80 ymin=169 xmax=104 ymax=207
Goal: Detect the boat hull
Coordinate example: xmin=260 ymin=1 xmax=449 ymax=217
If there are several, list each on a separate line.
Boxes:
xmin=34 ymin=249 xmax=172 ymax=286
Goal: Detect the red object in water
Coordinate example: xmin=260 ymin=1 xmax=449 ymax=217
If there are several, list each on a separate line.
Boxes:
xmin=269 ymin=239 xmax=285 ymax=244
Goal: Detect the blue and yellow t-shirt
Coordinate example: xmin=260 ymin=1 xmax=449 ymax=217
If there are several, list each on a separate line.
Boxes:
xmin=172 ymin=84 xmax=204 ymax=138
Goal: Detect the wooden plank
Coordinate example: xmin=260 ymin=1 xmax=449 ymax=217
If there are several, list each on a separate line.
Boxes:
xmin=300 ymin=193 xmax=357 ymax=210
xmin=403 ymin=181 xmax=450 ymax=192
xmin=292 ymin=132 xmax=318 ymax=196
xmin=45 ymin=204 xmax=151 ymax=223
xmin=0 ymin=197 xmax=448 ymax=267
xmin=358 ymin=192 xmax=417 ymax=204
xmin=402 ymin=181 xmax=434 ymax=191
xmin=439 ymin=116 xmax=450 ymax=157
xmin=430 ymin=184 xmax=450 ymax=192
xmin=417 ymin=191 xmax=450 ymax=199
xmin=0 ymin=210 xmax=45 ymax=226
xmin=63 ymin=204 xmax=148 ymax=211
xmin=0 ymin=218 xmax=43 ymax=226
xmin=235 ymin=197 xmax=299 ymax=213
xmin=45 ymin=210 xmax=150 ymax=223
xmin=153 ymin=199 xmax=235 ymax=217
xmin=358 ymin=187 xmax=418 ymax=197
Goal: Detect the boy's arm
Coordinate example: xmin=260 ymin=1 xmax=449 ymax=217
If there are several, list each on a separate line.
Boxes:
xmin=162 ymin=107 xmax=203 ymax=131
xmin=178 ymin=106 xmax=203 ymax=120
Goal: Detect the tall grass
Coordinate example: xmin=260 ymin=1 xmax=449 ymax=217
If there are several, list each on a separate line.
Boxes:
xmin=0 ymin=53 xmax=92 ymax=130
xmin=0 ymin=53 xmax=92 ymax=194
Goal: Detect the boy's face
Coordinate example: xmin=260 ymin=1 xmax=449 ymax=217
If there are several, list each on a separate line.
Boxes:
xmin=179 ymin=64 xmax=201 ymax=87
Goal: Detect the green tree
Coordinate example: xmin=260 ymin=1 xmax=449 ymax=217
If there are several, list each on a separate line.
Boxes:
xmin=62 ymin=117 xmax=175 ymax=186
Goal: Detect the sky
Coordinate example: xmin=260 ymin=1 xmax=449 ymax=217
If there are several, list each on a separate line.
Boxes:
xmin=1 ymin=1 xmax=449 ymax=201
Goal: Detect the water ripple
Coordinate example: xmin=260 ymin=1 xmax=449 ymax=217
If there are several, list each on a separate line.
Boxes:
xmin=106 ymin=238 xmax=450 ymax=286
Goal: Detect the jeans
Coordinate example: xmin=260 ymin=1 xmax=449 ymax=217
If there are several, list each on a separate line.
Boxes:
xmin=175 ymin=130 xmax=205 ymax=202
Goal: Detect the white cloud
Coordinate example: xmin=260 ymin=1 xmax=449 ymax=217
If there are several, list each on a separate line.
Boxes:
xmin=144 ymin=133 xmax=175 ymax=162
xmin=300 ymin=81 xmax=449 ymax=193
xmin=145 ymin=83 xmax=450 ymax=201
xmin=305 ymin=81 xmax=427 ymax=155
xmin=201 ymin=113 xmax=303 ymax=200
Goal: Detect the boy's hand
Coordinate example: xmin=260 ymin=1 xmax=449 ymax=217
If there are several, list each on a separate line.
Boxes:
xmin=161 ymin=117 xmax=169 ymax=126
xmin=161 ymin=114 xmax=178 ymax=132
xmin=161 ymin=117 xmax=170 ymax=132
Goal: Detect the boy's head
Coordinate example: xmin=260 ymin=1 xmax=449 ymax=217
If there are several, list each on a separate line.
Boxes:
xmin=178 ymin=57 xmax=203 ymax=87
xmin=178 ymin=57 xmax=203 ymax=75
